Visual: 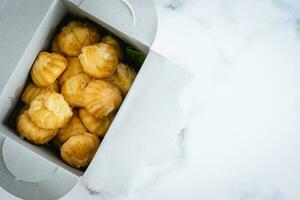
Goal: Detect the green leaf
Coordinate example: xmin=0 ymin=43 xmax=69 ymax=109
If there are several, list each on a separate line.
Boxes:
xmin=125 ymin=47 xmax=146 ymax=69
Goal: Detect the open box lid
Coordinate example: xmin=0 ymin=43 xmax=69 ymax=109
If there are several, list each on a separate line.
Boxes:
xmin=67 ymin=0 xmax=158 ymax=48
xmin=0 ymin=0 xmax=56 ymax=94
xmin=0 ymin=134 xmax=78 ymax=200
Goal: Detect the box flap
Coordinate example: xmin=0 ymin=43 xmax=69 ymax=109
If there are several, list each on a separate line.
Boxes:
xmin=0 ymin=0 xmax=56 ymax=94
xmin=0 ymin=134 xmax=78 ymax=200
xmin=81 ymin=50 xmax=191 ymax=195
xmin=68 ymin=0 xmax=158 ymax=47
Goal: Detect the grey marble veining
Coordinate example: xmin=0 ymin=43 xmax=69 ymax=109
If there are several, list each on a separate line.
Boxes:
xmin=1 ymin=0 xmax=300 ymax=199
xmin=145 ymin=1 xmax=300 ymax=200
xmin=67 ymin=0 xmax=300 ymax=199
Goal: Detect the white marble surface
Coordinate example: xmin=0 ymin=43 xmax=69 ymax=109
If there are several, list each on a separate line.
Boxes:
xmin=67 ymin=0 xmax=300 ymax=199
xmin=150 ymin=1 xmax=300 ymax=199
xmin=151 ymin=1 xmax=300 ymax=199
xmin=2 ymin=0 xmax=300 ymax=199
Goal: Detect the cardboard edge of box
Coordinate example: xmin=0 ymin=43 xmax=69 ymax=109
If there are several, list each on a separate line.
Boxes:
xmin=0 ymin=0 xmax=190 ymax=199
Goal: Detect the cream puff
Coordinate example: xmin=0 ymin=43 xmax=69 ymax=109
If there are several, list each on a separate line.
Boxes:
xmin=17 ymin=110 xmax=58 ymax=144
xmin=27 ymin=92 xmax=73 ymax=129
xmin=105 ymin=63 xmax=136 ymax=95
xmin=31 ymin=52 xmax=68 ymax=87
xmin=102 ymin=35 xmax=123 ymax=59
xmin=58 ymin=56 xmax=84 ymax=86
xmin=60 ymin=132 xmax=100 ymax=168
xmin=54 ymin=112 xmax=87 ymax=147
xmin=57 ymin=21 xmax=100 ymax=56
xmin=79 ymin=43 xmax=118 ymax=79
xmin=21 ymin=81 xmax=59 ymax=105
xmin=79 ymin=108 xmax=112 ymax=137
xmin=61 ymin=73 xmax=91 ymax=107
xmin=83 ymin=80 xmax=122 ymax=118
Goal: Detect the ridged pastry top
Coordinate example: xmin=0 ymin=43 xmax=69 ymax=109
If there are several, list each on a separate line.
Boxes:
xmin=105 ymin=63 xmax=136 ymax=95
xmin=31 ymin=52 xmax=68 ymax=87
xmin=79 ymin=43 xmax=119 ymax=79
xmin=79 ymin=108 xmax=112 ymax=137
xmin=55 ymin=112 xmax=87 ymax=147
xmin=83 ymin=80 xmax=122 ymax=118
xmin=17 ymin=110 xmax=58 ymax=144
xmin=21 ymin=81 xmax=59 ymax=105
xmin=57 ymin=21 xmax=100 ymax=56
xmin=58 ymin=56 xmax=84 ymax=86
xmin=61 ymin=73 xmax=91 ymax=107
xmin=102 ymin=35 xmax=123 ymax=59
xmin=27 ymin=92 xmax=73 ymax=129
xmin=60 ymin=132 xmax=100 ymax=168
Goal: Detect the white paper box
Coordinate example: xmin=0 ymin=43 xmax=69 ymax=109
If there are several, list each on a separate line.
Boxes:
xmin=0 ymin=0 xmax=189 ymax=199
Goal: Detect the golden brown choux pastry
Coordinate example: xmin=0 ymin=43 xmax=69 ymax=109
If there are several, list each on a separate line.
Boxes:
xmin=61 ymin=73 xmax=91 ymax=107
xmin=21 ymin=81 xmax=59 ymax=105
xmin=60 ymin=132 xmax=100 ymax=168
xmin=102 ymin=35 xmax=123 ymax=59
xmin=17 ymin=111 xmax=58 ymax=145
xmin=51 ymin=35 xmax=64 ymax=54
xmin=54 ymin=112 xmax=87 ymax=147
xmin=31 ymin=52 xmax=68 ymax=87
xmin=27 ymin=92 xmax=73 ymax=129
xmin=105 ymin=63 xmax=136 ymax=96
xmin=83 ymin=80 xmax=122 ymax=118
xmin=57 ymin=21 xmax=100 ymax=56
xmin=79 ymin=43 xmax=118 ymax=79
xmin=79 ymin=108 xmax=112 ymax=137
xmin=58 ymin=57 xmax=84 ymax=86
